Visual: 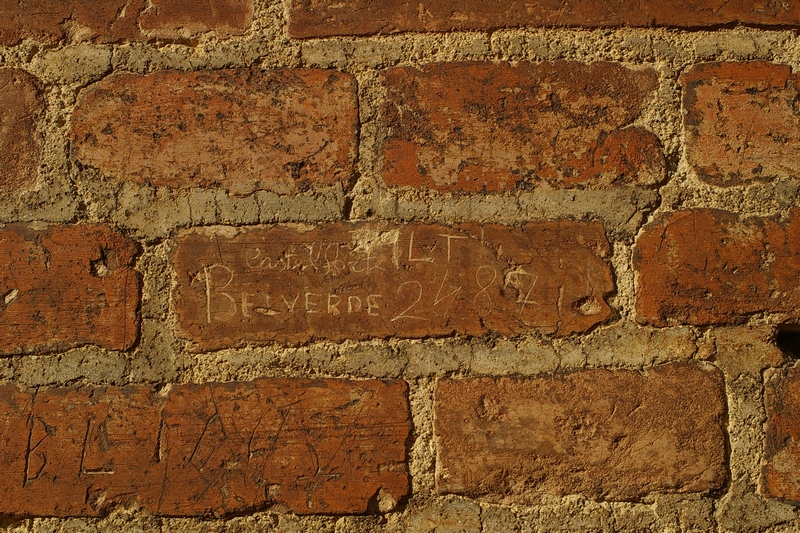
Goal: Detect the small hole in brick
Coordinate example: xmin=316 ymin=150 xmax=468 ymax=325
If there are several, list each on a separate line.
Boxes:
xmin=90 ymin=259 xmax=109 ymax=277
xmin=776 ymin=325 xmax=800 ymax=359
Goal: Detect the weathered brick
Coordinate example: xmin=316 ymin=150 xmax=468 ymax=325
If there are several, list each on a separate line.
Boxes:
xmin=634 ymin=209 xmax=800 ymax=326
xmin=138 ymin=0 xmax=253 ymax=40
xmin=289 ymin=0 xmax=800 ymax=38
xmin=172 ymin=222 xmax=614 ymax=350
xmin=0 ymin=69 xmax=43 ymax=193
xmin=0 ymin=0 xmax=252 ymax=45
xmin=0 ymin=379 xmax=410 ymax=516
xmin=379 ymin=62 xmax=663 ymax=193
xmin=714 ymin=326 xmax=784 ymax=380
xmin=0 ymin=224 xmax=139 ymax=355
xmin=71 ymin=69 xmax=358 ymax=196
xmin=435 ymin=363 xmax=727 ymax=501
xmin=682 ymin=62 xmax=800 ymax=186
xmin=764 ymin=367 xmax=800 ymax=503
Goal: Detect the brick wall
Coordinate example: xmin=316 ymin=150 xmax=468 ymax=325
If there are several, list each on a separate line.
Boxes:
xmin=2 ymin=1 xmax=800 ymax=532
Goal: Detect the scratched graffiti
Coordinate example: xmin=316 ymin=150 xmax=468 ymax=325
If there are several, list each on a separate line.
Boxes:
xmin=0 ymin=379 xmax=410 ymax=517
xmin=172 ymin=222 xmax=615 ymax=350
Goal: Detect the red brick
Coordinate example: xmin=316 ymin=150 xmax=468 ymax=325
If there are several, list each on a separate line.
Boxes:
xmin=380 ymin=62 xmax=664 ymax=193
xmin=172 ymin=222 xmax=614 ymax=350
xmin=0 ymin=224 xmax=139 ymax=355
xmin=0 ymin=69 xmax=43 ymax=193
xmin=764 ymin=367 xmax=800 ymax=503
xmin=0 ymin=0 xmax=252 ymax=45
xmin=634 ymin=209 xmax=800 ymax=326
xmin=139 ymin=0 xmax=253 ymax=40
xmin=71 ymin=69 xmax=358 ymax=196
xmin=682 ymin=62 xmax=800 ymax=186
xmin=435 ymin=363 xmax=727 ymax=501
xmin=0 ymin=379 xmax=410 ymax=516
xmin=289 ymin=0 xmax=800 ymax=38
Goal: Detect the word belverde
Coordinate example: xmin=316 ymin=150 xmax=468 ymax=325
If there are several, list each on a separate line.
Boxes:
xmin=173 ymin=223 xmax=614 ymax=348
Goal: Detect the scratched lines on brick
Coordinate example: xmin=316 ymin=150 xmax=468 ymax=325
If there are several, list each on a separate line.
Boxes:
xmin=0 ymin=380 xmax=410 ymax=516
xmin=0 ymin=225 xmax=139 ymax=355
xmin=172 ymin=223 xmax=615 ymax=348
xmin=199 ymin=231 xmax=478 ymax=321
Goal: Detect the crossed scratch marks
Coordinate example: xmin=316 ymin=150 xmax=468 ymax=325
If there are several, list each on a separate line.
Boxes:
xmin=320 ymin=390 xmax=374 ymax=477
xmin=294 ymin=391 xmax=374 ymax=508
xmin=23 ymin=391 xmax=51 ymax=487
xmin=179 ymin=387 xmax=317 ymax=509
xmin=156 ymin=384 xmax=377 ymax=512
xmin=182 ymin=387 xmax=234 ymax=500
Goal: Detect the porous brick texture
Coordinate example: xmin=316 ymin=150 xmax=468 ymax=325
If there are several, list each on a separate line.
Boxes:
xmin=72 ymin=69 xmax=358 ymax=196
xmin=379 ymin=61 xmax=664 ymax=193
xmin=0 ymin=224 xmax=139 ymax=354
xmin=0 ymin=379 xmax=409 ymax=516
xmin=288 ymin=0 xmax=800 ymax=37
xmin=435 ymin=362 xmax=727 ymax=502
xmin=761 ymin=366 xmax=800 ymax=506
xmin=0 ymin=0 xmax=253 ymax=45
xmin=0 ymin=69 xmax=42 ymax=193
xmin=682 ymin=62 xmax=800 ymax=186
xmin=634 ymin=208 xmax=800 ymax=326
xmin=3 ymin=1 xmax=800 ymax=532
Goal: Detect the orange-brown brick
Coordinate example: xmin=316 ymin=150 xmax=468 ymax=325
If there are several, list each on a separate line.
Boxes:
xmin=0 ymin=69 xmax=43 ymax=193
xmin=289 ymin=0 xmax=800 ymax=38
xmin=682 ymin=62 xmax=800 ymax=186
xmin=0 ymin=0 xmax=252 ymax=45
xmin=0 ymin=224 xmax=139 ymax=355
xmin=634 ymin=209 xmax=800 ymax=326
xmin=435 ymin=363 xmax=727 ymax=501
xmin=0 ymin=379 xmax=410 ymax=516
xmin=172 ymin=221 xmax=614 ymax=350
xmin=71 ymin=69 xmax=358 ymax=196
xmin=138 ymin=0 xmax=253 ymax=40
xmin=764 ymin=367 xmax=800 ymax=503
xmin=379 ymin=62 xmax=664 ymax=193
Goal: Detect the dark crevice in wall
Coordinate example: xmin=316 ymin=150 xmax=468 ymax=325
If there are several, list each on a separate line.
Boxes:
xmin=776 ymin=325 xmax=800 ymax=359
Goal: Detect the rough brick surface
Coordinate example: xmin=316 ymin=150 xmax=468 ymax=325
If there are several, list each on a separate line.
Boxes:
xmin=435 ymin=363 xmax=727 ymax=501
xmin=0 ymin=379 xmax=410 ymax=516
xmin=683 ymin=62 xmax=800 ymax=186
xmin=289 ymin=0 xmax=800 ymax=38
xmin=0 ymin=224 xmax=139 ymax=355
xmin=634 ymin=209 xmax=800 ymax=326
xmin=71 ymin=69 xmax=358 ymax=196
xmin=138 ymin=0 xmax=253 ymax=40
xmin=380 ymin=62 xmax=663 ymax=193
xmin=172 ymin=222 xmax=614 ymax=349
xmin=0 ymin=0 xmax=252 ymax=45
xmin=764 ymin=367 xmax=800 ymax=503
xmin=0 ymin=69 xmax=43 ymax=193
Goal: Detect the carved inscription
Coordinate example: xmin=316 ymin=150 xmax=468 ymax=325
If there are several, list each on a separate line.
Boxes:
xmin=173 ymin=222 xmax=614 ymax=349
xmin=0 ymin=379 xmax=410 ymax=516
